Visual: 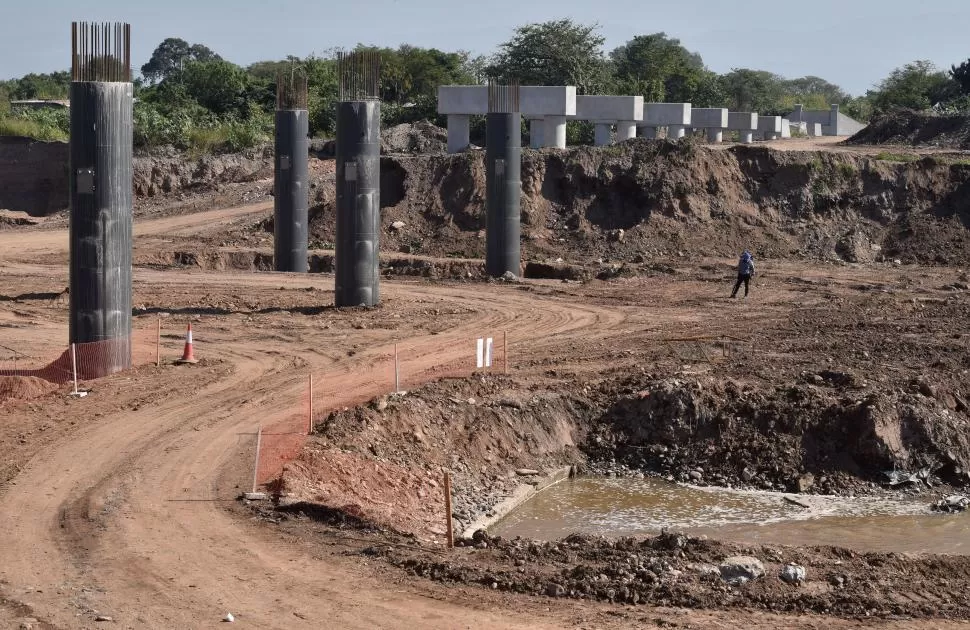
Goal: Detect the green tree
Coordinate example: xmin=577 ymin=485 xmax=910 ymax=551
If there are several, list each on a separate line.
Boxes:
xmin=141 ymin=38 xmax=222 ymax=84
xmin=867 ymin=60 xmax=959 ymax=113
xmin=486 ymin=19 xmax=609 ymax=94
xmin=610 ymin=33 xmax=704 ymax=102
xmin=719 ymin=69 xmax=785 ymax=113
xmin=949 ymin=59 xmax=970 ymax=95
xmin=10 ymin=72 xmax=71 ymax=100
xmin=178 ymin=59 xmax=249 ymax=115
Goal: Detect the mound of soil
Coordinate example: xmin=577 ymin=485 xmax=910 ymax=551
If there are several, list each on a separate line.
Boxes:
xmin=0 ymin=375 xmax=57 ymax=404
xmin=367 ymin=530 xmax=970 ymax=620
xmin=381 ymin=121 xmax=448 ymax=154
xmin=288 ymin=376 xmax=595 ymax=540
xmin=288 ymin=140 xmax=970 ymax=266
xmin=847 ymin=109 xmax=970 ymax=149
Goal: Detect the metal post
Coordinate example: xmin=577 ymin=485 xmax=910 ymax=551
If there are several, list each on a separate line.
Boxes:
xmin=274 ymin=72 xmax=309 ymax=273
xmin=394 ymin=343 xmax=400 ymax=393
xmin=252 ymin=425 xmax=263 ymax=493
xmin=335 ymin=51 xmax=381 ymax=307
xmin=443 ymin=471 xmax=454 ymax=549
xmin=156 ymin=317 xmax=161 ymax=367
xmin=68 ymin=22 xmax=133 ymax=377
xmin=485 ymin=82 xmax=522 ymax=278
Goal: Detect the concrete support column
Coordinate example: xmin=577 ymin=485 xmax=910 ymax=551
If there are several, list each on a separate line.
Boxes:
xmin=638 ymin=126 xmax=657 ymax=139
xmin=447 ymin=114 xmax=470 ymax=153
xmin=668 ymin=125 xmax=687 ymax=139
xmin=274 ymin=109 xmax=309 ymax=272
xmin=543 ymin=115 xmax=567 ymax=149
xmin=740 ymin=132 xmax=754 ymax=144
xmin=529 ymin=118 xmax=544 ymax=149
xmin=69 ymin=80 xmax=133 ymax=376
xmin=707 ymin=128 xmax=723 ymax=143
xmin=485 ymin=112 xmax=522 ymax=278
xmin=594 ymin=123 xmax=612 ymax=146
xmin=766 ymin=132 xmax=778 ymax=141
xmin=335 ymin=100 xmax=381 ymax=307
xmin=616 ymin=121 xmax=637 ymax=141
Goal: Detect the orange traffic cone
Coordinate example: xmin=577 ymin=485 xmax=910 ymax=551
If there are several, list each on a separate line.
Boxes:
xmin=175 ymin=323 xmax=199 ymax=364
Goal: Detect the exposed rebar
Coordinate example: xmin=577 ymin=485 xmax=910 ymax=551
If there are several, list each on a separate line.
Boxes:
xmin=488 ymin=80 xmax=520 ymax=114
xmin=337 ymin=50 xmax=380 ymax=102
xmin=71 ymin=21 xmax=131 ymax=83
xmin=276 ymin=70 xmax=308 ymax=111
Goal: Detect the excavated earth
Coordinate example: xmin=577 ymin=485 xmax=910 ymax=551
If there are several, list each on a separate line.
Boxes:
xmin=2 ymin=134 xmax=970 ymax=628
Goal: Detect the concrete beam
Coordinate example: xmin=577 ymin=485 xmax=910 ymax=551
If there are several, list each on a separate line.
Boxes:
xmin=691 ymin=108 xmax=729 ymax=128
xmin=757 ymin=115 xmax=782 ymax=134
xmin=573 ymin=95 xmax=643 ymax=122
xmin=727 ymin=112 xmax=758 ymax=131
xmin=437 ymin=85 xmax=576 ymax=117
xmin=643 ymin=103 xmax=691 ymax=126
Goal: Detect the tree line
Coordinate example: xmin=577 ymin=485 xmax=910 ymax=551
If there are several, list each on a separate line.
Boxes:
xmin=3 ymin=19 xmax=970 ymax=151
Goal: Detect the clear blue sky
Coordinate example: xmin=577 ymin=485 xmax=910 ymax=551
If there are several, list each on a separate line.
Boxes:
xmin=2 ymin=0 xmax=968 ymax=96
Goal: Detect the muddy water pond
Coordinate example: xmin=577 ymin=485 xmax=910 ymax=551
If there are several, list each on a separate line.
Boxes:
xmin=493 ymin=477 xmax=970 ymax=555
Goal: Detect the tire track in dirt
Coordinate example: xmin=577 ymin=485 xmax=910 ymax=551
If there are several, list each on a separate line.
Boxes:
xmin=0 ymin=251 xmax=626 ymax=628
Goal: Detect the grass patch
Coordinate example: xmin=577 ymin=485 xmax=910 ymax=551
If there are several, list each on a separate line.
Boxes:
xmin=874 ymin=152 xmax=918 ymax=163
xmin=0 ymin=114 xmax=69 ymax=142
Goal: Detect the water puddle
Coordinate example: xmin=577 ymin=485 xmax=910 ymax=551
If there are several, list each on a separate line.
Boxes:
xmin=493 ymin=477 xmax=970 ymax=555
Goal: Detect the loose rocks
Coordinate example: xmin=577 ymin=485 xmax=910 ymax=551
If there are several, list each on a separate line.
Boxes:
xmin=719 ymin=556 xmax=766 ymax=585
xmin=780 ymin=563 xmax=807 ymax=585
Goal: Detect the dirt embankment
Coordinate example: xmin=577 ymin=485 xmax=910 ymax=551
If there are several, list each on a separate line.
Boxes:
xmin=848 ymin=109 xmax=970 ymax=149
xmin=287 ymin=140 xmax=970 ymax=267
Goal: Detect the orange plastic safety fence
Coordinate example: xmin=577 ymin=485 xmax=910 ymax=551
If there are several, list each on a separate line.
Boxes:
xmin=252 ymin=332 xmax=510 ymax=491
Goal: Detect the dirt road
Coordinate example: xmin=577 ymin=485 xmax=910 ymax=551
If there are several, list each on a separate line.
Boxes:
xmin=1 ymin=202 xmax=967 ymax=629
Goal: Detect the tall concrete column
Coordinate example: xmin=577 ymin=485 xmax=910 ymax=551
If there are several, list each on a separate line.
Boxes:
xmin=668 ymin=125 xmax=687 ymax=139
xmin=707 ymin=128 xmax=723 ymax=143
xmin=485 ymin=83 xmax=521 ymax=278
xmin=335 ymin=100 xmax=381 ymax=307
xmin=638 ymin=126 xmax=657 ymax=139
xmin=529 ymin=118 xmax=544 ymax=149
xmin=543 ymin=115 xmax=566 ymax=148
xmin=274 ymin=74 xmax=309 ymax=273
xmin=447 ymin=114 xmax=470 ymax=153
xmin=616 ymin=121 xmax=637 ymax=141
xmin=69 ymin=22 xmax=133 ymax=377
xmin=594 ymin=123 xmax=612 ymax=146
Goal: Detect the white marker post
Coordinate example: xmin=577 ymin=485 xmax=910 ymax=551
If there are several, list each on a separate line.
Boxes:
xmin=252 ymin=425 xmax=263 ymax=494
xmin=485 ymin=337 xmax=493 ymax=369
xmin=476 ymin=338 xmax=485 ymax=369
xmin=68 ymin=343 xmax=88 ymax=398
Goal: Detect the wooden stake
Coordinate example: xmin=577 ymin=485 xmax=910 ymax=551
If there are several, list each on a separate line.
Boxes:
xmin=504 ymin=331 xmax=509 ymax=375
xmin=308 ymin=373 xmax=314 ymax=435
xmin=252 ymin=425 xmax=263 ymax=493
xmin=156 ymin=317 xmax=161 ymax=367
xmin=443 ymin=471 xmax=454 ymax=549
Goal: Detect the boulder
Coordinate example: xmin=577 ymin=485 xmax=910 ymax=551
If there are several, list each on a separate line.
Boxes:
xmin=719 ymin=556 xmax=765 ymax=585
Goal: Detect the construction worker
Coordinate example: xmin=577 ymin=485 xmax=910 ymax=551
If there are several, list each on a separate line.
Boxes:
xmin=731 ymin=250 xmax=755 ymax=298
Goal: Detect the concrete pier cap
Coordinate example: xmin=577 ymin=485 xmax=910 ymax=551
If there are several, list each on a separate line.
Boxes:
xmin=571 ymin=95 xmax=643 ymax=146
xmin=690 ymin=108 xmax=729 ymax=129
xmin=757 ymin=115 xmax=783 ymax=140
xmin=638 ymin=103 xmax=691 ymax=139
xmin=727 ymin=112 xmax=758 ymax=144
xmin=438 ymin=85 xmax=576 ymax=150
